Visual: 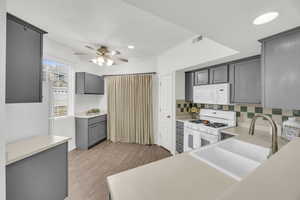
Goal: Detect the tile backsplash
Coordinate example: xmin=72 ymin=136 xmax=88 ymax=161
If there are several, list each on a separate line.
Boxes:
xmin=176 ymin=100 xmax=300 ymax=125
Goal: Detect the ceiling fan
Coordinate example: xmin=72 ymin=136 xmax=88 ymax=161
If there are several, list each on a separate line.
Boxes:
xmin=74 ymin=45 xmax=129 ymax=66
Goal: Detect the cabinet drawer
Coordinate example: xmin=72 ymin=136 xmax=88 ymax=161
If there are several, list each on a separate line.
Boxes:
xmin=88 ymin=115 xmax=107 ymax=125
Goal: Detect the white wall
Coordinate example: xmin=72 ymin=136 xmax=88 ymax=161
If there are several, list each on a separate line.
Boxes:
xmin=6 ymin=84 xmax=50 ymax=142
xmin=5 ymin=36 xmax=106 ymax=149
xmin=157 ymin=36 xmax=238 ymax=74
xmin=44 ymin=38 xmax=106 ymax=151
xmin=0 ymin=0 xmax=6 ymax=198
xmin=102 ymin=57 xmax=157 ymax=75
xmin=75 ymin=95 xmax=104 ymax=113
xmin=156 ymin=36 xmax=238 ymax=153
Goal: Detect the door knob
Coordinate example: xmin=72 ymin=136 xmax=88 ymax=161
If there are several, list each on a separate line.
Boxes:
xmin=166 ymin=115 xmax=171 ymax=118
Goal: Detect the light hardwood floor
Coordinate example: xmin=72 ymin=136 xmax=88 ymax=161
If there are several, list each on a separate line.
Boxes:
xmin=68 ymin=141 xmax=171 ymax=200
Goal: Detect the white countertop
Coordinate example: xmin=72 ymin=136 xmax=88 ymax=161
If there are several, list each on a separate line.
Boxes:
xmin=107 ymin=125 xmax=293 ymax=200
xmin=6 ymin=135 xmax=70 ymax=165
xmin=75 ymin=112 xmax=107 ymax=119
xmin=222 ymin=126 xmax=289 ymax=149
xmin=218 ymin=138 xmax=300 ymax=200
xmin=107 ymin=153 xmax=237 ymax=200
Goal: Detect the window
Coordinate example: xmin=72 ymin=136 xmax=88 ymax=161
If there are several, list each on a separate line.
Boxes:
xmin=43 ymin=59 xmax=71 ymax=118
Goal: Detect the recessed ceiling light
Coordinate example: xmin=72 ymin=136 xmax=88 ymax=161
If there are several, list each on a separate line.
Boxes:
xmin=253 ymin=12 xmax=279 ymax=25
xmin=128 ymin=45 xmax=135 ymax=49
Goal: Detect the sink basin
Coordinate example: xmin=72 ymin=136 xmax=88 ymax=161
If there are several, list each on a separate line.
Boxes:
xmin=190 ymin=139 xmax=269 ymax=181
xmin=217 ymin=139 xmax=269 ymax=163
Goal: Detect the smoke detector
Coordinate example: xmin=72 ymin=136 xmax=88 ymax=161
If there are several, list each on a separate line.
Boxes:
xmin=192 ymin=35 xmax=203 ymax=44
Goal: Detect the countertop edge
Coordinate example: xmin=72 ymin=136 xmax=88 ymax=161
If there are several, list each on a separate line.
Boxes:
xmin=6 ymin=136 xmax=71 ymax=166
xmin=75 ymin=113 xmax=107 ymax=119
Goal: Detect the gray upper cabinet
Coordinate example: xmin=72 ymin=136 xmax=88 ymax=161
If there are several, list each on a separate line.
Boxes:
xmin=6 ymin=13 xmax=47 ymax=103
xmin=260 ymin=27 xmax=300 ymax=110
xmin=194 ymin=69 xmax=209 ymax=85
xmin=76 ymin=72 xmax=104 ymax=95
xmin=185 ymin=71 xmax=194 ymax=102
xmin=210 ymin=65 xmax=228 ymax=84
xmin=231 ymin=56 xmax=261 ymax=104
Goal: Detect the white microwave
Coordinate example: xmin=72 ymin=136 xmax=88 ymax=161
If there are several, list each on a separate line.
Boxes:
xmin=193 ymin=83 xmax=230 ymax=105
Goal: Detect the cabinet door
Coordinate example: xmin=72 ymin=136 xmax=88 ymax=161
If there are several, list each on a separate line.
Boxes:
xmin=176 ymin=126 xmax=184 ymax=153
xmin=194 ymin=69 xmax=209 ymax=85
xmin=88 ymin=121 xmax=107 ymax=147
xmin=98 ymin=121 xmax=107 ymax=141
xmin=233 ymin=58 xmax=261 ymax=104
xmin=210 ymin=65 xmax=228 ymax=84
xmin=262 ymin=29 xmax=300 ymax=109
xmin=88 ymin=123 xmax=101 ymax=146
xmin=6 ymin=17 xmax=42 ymax=103
xmin=6 ymin=143 xmax=68 ymax=200
xmin=185 ymin=72 xmax=194 ymax=102
xmin=85 ymin=73 xmax=104 ymax=94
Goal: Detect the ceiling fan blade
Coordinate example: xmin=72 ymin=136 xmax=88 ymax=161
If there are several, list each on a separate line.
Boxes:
xmin=114 ymin=50 xmax=121 ymax=55
xmin=85 ymin=45 xmax=96 ymax=51
xmin=117 ymin=57 xmax=129 ymax=62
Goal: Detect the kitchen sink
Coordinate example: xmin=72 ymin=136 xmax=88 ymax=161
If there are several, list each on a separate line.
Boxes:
xmin=217 ymin=139 xmax=269 ymax=163
xmin=190 ymin=138 xmax=269 ymax=181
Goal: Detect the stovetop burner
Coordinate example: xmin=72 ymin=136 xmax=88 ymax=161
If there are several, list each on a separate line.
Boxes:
xmin=189 ymin=120 xmax=205 ymax=124
xmin=189 ymin=120 xmax=227 ymax=128
xmin=207 ymin=122 xmax=227 ymax=128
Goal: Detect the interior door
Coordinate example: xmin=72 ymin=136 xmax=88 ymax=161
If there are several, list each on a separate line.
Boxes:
xmin=159 ymin=74 xmax=173 ymax=152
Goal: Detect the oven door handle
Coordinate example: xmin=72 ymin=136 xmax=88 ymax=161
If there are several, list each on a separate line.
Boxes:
xmin=199 ymin=132 xmax=219 ymax=142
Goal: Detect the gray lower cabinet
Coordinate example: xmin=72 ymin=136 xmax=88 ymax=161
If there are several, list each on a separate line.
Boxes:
xmin=260 ymin=27 xmax=300 ymax=109
xmin=210 ymin=65 xmax=228 ymax=84
xmin=76 ymin=72 xmax=105 ymax=95
xmin=6 ymin=143 xmax=68 ymax=200
xmin=76 ymin=115 xmax=107 ymax=150
xmin=6 ymin=13 xmax=47 ymax=103
xmin=194 ymin=69 xmax=209 ymax=85
xmin=230 ymin=56 xmax=261 ymax=104
xmin=185 ymin=71 xmax=194 ymax=102
xmin=176 ymin=121 xmax=184 ymax=153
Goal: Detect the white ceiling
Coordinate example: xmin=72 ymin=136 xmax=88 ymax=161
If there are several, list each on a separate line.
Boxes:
xmin=6 ymin=0 xmax=195 ymax=59
xmin=124 ymin=0 xmax=300 ymax=57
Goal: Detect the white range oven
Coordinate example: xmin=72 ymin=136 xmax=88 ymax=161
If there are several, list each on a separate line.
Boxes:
xmin=184 ymin=109 xmax=236 ymax=152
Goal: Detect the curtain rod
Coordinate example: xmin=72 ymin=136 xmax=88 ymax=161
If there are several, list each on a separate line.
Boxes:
xmin=104 ymin=72 xmax=156 ymax=77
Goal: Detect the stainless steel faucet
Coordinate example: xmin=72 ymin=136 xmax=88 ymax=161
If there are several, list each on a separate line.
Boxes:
xmin=249 ymin=114 xmax=278 ymax=157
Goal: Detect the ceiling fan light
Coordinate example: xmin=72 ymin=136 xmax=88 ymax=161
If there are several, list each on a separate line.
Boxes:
xmin=106 ymin=59 xmax=114 ymax=66
xmin=91 ymin=59 xmax=97 ymax=64
xmin=111 ymin=50 xmax=117 ymax=56
xmin=97 ymin=57 xmax=105 ymax=63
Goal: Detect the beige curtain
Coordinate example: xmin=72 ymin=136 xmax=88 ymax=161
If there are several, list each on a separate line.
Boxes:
xmin=106 ymin=74 xmax=154 ymax=145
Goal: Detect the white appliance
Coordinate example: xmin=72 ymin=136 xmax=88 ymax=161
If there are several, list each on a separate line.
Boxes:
xmin=184 ymin=109 xmax=236 ymax=152
xmin=193 ymin=83 xmax=230 ymax=105
xmin=282 ymin=117 xmax=300 ymax=141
